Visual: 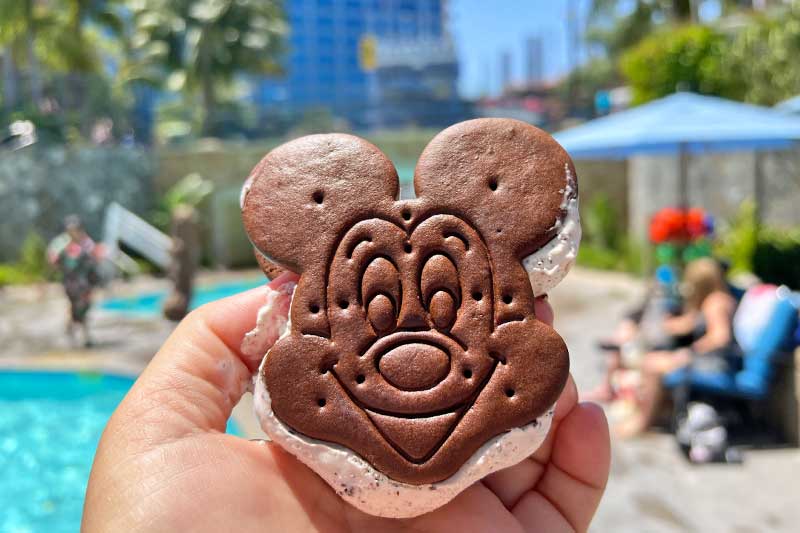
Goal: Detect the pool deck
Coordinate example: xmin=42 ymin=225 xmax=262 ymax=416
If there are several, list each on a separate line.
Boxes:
xmin=2 ymin=268 xmax=799 ymax=531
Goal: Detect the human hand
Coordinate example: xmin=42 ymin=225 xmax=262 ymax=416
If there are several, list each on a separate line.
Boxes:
xmin=83 ymin=274 xmax=610 ymax=532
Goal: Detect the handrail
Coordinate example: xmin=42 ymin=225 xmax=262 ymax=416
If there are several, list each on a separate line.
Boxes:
xmin=103 ymin=202 xmax=173 ymax=272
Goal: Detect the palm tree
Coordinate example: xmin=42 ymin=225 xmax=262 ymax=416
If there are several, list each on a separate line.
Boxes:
xmin=1 ymin=49 xmax=18 ymax=111
xmin=128 ymin=0 xmax=286 ymax=136
xmin=588 ymin=0 xmax=698 ymax=58
xmin=671 ymin=0 xmax=693 ymax=20
xmin=0 ymin=0 xmax=122 ymax=111
xmin=0 ymin=0 xmax=45 ymax=106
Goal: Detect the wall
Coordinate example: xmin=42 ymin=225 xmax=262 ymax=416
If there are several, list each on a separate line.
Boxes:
xmin=155 ymin=139 xmax=630 ymax=268
xmin=156 ymin=133 xmax=436 ymax=267
xmin=153 ymin=131 xmax=437 ymax=193
xmin=629 ymin=148 xmax=800 ymax=243
xmin=0 ymin=136 xmax=632 ymax=268
xmin=0 ymin=145 xmax=154 ymax=262
xmin=154 ymin=140 xmax=281 ymax=193
xmin=573 ymin=159 xmax=629 ymax=231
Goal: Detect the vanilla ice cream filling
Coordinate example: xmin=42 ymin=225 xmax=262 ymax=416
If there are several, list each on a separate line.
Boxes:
xmin=253 ymin=364 xmax=552 ymax=518
xmin=523 ymin=164 xmax=581 ymax=296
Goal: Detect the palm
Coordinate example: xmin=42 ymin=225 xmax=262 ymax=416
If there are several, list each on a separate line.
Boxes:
xmin=84 ymin=285 xmax=608 ymax=532
xmin=125 ymin=0 xmax=285 ymax=135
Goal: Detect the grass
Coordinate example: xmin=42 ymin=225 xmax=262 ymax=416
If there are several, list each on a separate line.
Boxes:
xmin=577 ymin=241 xmax=644 ymax=275
xmin=0 ymin=263 xmax=44 ymax=287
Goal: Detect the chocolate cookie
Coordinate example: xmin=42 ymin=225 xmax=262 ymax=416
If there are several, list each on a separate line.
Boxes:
xmin=242 ymin=118 xmax=575 ymax=486
xmin=253 ymin=248 xmax=284 ymax=280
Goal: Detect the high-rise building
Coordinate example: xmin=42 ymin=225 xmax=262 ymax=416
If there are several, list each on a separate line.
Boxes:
xmin=525 ymin=36 xmax=543 ymax=84
xmin=500 ymin=51 xmax=512 ymax=92
xmin=252 ymin=0 xmax=464 ymax=129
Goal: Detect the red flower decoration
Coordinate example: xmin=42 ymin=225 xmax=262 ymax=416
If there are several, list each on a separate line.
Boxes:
xmin=65 ymin=242 xmax=82 ymax=259
xmin=686 ymin=208 xmax=706 ymax=239
xmin=649 ymin=207 xmax=710 ymax=244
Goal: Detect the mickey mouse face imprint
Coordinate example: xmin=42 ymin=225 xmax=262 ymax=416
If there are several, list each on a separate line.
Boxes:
xmin=242 ymin=118 xmax=575 ymax=485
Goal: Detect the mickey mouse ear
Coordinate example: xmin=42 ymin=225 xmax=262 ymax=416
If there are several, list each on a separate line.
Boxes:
xmin=242 ymin=134 xmax=399 ymax=273
xmin=414 ymin=119 xmax=576 ymax=259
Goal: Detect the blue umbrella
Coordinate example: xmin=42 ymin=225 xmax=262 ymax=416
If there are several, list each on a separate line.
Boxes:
xmin=776 ymin=95 xmax=800 ymax=115
xmin=555 ymin=92 xmax=800 ymax=158
xmin=554 ymin=92 xmax=800 ymax=212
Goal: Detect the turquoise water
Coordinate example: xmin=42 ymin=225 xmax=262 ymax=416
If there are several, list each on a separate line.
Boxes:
xmin=395 ymin=162 xmax=415 ymax=183
xmin=0 ymin=371 xmax=239 ymax=532
xmin=100 ymin=278 xmax=265 ymax=316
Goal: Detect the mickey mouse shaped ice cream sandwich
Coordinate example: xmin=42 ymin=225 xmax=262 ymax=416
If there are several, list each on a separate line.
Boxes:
xmin=241 ymin=118 xmax=581 ymax=517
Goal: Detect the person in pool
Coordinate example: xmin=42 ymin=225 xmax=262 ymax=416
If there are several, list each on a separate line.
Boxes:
xmin=48 ymin=215 xmax=102 ymax=347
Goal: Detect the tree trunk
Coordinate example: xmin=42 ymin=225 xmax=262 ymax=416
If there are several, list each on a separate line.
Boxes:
xmin=73 ymin=0 xmax=89 ymax=133
xmin=163 ymin=204 xmax=199 ymax=321
xmin=26 ymin=30 xmax=43 ymax=106
xmin=201 ymin=72 xmax=216 ymax=137
xmin=672 ymin=0 xmax=693 ymax=20
xmin=21 ymin=0 xmax=43 ymax=107
xmin=196 ymin=26 xmax=217 ymax=137
xmin=2 ymin=49 xmax=18 ymax=110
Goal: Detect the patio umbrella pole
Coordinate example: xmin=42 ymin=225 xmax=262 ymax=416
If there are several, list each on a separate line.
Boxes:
xmin=678 ymin=142 xmax=689 ymax=210
xmin=678 ymin=143 xmax=690 ymax=268
xmin=753 ymin=150 xmax=764 ymax=230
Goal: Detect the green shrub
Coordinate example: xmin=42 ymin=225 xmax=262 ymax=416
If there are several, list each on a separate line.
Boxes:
xmin=620 ymin=238 xmax=644 ymax=274
xmin=0 ymin=264 xmax=37 ymax=287
xmin=575 ymin=194 xmax=644 ymax=274
xmin=752 ymin=229 xmax=800 ymax=290
xmin=577 ymin=244 xmax=620 ymax=270
xmin=583 ymin=193 xmax=621 ymax=250
xmin=151 ymin=172 xmax=214 ymax=231
xmin=714 ymin=202 xmax=758 ymax=274
xmin=18 ymin=232 xmax=50 ymax=280
xmin=715 ymin=201 xmax=800 ymax=288
xmin=0 ymin=232 xmax=50 ymax=286
xmin=576 ymin=238 xmax=643 ymax=275
xmin=620 ymin=25 xmax=742 ymax=105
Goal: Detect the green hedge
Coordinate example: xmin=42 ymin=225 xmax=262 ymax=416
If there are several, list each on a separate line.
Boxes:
xmin=753 ymin=229 xmax=800 ymax=290
xmin=715 ymin=203 xmax=800 ymax=289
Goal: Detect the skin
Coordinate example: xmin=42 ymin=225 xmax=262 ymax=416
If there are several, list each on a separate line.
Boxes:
xmin=83 ymin=274 xmax=610 ymax=532
xmin=588 ymin=288 xmax=737 ymax=407
xmin=584 ymin=318 xmax=638 ymax=403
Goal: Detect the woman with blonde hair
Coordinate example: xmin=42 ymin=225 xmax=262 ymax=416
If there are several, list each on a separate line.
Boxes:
xmin=617 ymin=258 xmax=740 ymax=437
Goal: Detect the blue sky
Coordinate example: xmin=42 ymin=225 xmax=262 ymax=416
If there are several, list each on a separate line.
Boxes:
xmin=450 ymin=0 xmax=724 ymax=99
xmin=450 ymin=0 xmax=592 ymax=98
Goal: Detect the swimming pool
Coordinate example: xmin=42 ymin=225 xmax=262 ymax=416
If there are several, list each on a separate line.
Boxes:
xmin=100 ymin=278 xmax=265 ymax=316
xmin=0 ymin=371 xmax=239 ymax=532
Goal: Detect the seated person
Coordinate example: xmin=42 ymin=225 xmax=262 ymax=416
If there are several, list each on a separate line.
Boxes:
xmin=616 ymin=258 xmax=739 ymax=437
xmin=586 ymin=266 xmax=684 ymax=402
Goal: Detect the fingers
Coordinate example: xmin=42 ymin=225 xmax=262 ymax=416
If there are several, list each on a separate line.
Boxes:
xmin=240 ymin=272 xmax=298 ymax=370
xmin=513 ymin=402 xmax=610 ymax=532
xmin=534 ymin=294 xmax=553 ymax=326
xmin=481 ymin=288 xmax=566 ymax=512
xmin=482 ymin=375 xmax=578 ymax=509
xmin=546 ymin=402 xmax=610 ymax=491
xmin=108 ymin=273 xmax=297 ymax=447
xmin=530 ymin=375 xmax=578 ymax=463
xmin=480 ymin=454 xmax=545 ymax=512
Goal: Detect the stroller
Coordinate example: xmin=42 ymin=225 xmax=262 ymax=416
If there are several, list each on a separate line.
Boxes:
xmin=665 ymin=288 xmax=800 ymax=463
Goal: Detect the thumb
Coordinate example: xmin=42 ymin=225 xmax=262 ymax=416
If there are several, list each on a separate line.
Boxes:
xmin=109 ymin=273 xmax=297 ymax=449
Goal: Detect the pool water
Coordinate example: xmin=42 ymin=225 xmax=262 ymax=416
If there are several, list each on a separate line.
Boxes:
xmin=0 ymin=371 xmax=239 ymax=532
xmin=100 ymin=278 xmax=265 ymax=316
